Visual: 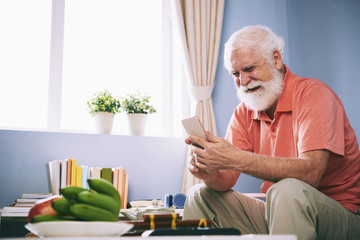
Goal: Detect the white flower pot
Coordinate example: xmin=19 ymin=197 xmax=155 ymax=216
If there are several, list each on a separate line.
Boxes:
xmin=127 ymin=113 xmax=148 ymax=136
xmin=94 ymin=112 xmax=115 ymax=134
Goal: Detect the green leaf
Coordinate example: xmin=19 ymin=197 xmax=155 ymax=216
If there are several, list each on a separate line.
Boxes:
xmin=87 ymin=90 xmax=121 ymax=115
xmin=120 ymin=91 xmax=156 ymax=114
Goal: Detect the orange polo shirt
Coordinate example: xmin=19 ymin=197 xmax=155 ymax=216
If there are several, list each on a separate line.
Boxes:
xmin=225 ymin=65 xmax=360 ymax=213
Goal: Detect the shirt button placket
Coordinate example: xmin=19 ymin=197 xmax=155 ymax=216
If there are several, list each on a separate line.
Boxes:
xmin=270 ymin=124 xmax=276 ymax=140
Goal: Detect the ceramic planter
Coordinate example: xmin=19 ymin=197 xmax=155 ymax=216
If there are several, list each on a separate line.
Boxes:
xmin=126 ymin=113 xmax=148 ymax=136
xmin=93 ymin=112 xmax=115 ymax=134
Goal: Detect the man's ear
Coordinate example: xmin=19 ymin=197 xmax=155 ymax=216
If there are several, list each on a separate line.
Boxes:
xmin=273 ymin=50 xmax=283 ymax=71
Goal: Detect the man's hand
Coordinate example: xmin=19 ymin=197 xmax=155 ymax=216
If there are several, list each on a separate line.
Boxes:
xmin=187 ymin=157 xmax=213 ymax=180
xmin=185 ymin=131 xmax=241 ymax=191
xmin=187 ymin=130 xmax=240 ymax=171
xmin=185 ymin=133 xmax=214 ymax=180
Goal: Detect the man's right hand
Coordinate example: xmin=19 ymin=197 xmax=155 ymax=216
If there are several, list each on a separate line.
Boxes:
xmin=188 ymin=152 xmax=217 ymax=180
xmin=188 ymin=159 xmax=210 ymax=179
xmin=185 ymin=134 xmax=240 ymax=191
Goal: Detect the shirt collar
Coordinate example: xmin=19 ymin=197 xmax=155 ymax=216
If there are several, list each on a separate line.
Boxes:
xmin=251 ymin=64 xmax=296 ymax=120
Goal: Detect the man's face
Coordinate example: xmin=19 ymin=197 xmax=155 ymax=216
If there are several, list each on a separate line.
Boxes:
xmin=229 ymin=47 xmax=284 ymax=111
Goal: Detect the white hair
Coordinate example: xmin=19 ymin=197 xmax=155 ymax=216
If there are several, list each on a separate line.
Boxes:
xmin=224 ymin=25 xmax=285 ymax=72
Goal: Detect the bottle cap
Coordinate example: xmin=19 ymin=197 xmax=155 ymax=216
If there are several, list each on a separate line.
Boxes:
xmin=172 ymin=193 xmax=186 ymax=209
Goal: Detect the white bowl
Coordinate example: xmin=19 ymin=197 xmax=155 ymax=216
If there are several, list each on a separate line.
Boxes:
xmin=25 ymin=221 xmax=133 ymax=238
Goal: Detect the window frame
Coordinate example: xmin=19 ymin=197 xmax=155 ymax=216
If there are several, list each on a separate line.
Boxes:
xmin=47 ymin=0 xmax=65 ymax=132
xmin=42 ymin=0 xmax=185 ymax=137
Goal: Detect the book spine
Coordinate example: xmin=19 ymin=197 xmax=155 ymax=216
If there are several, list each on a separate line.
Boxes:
xmin=90 ymin=167 xmax=101 ymax=179
xmin=75 ymin=166 xmax=82 ymax=187
xmin=112 ymin=168 xmax=119 ymax=191
xmin=123 ymin=173 xmax=129 ymax=209
xmin=66 ymin=159 xmax=72 ymax=186
xmin=101 ymin=168 xmax=113 ymax=183
xmin=81 ymin=165 xmax=89 ymax=189
xmin=60 ymin=159 xmax=68 ymax=189
xmin=47 ymin=159 xmax=61 ymax=195
xmin=70 ymin=159 xmax=77 ymax=186
xmin=118 ymin=168 xmax=125 ymax=208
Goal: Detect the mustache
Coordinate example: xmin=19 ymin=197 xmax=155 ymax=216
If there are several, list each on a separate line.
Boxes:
xmin=239 ymin=80 xmax=264 ymax=92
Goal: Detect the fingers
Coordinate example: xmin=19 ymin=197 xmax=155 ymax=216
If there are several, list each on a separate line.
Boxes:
xmin=188 ymin=135 xmax=206 ymax=149
xmin=189 ymin=153 xmax=197 ymax=166
xmin=188 ymin=162 xmax=209 ymax=180
xmin=184 ymin=138 xmax=192 ymax=145
xmin=190 ymin=145 xmax=208 ymax=163
xmin=187 ymin=134 xmax=214 ymax=171
xmin=190 ymin=152 xmax=200 ymax=167
xmin=188 ymin=131 xmax=218 ymax=148
xmin=188 ymin=164 xmax=199 ymax=173
xmin=188 ymin=156 xmax=203 ymax=175
xmin=205 ymin=130 xmax=214 ymax=141
xmin=191 ymin=152 xmax=207 ymax=170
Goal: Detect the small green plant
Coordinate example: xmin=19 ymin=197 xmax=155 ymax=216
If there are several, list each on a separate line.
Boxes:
xmin=87 ymin=90 xmax=121 ymax=115
xmin=121 ymin=91 xmax=156 ymax=114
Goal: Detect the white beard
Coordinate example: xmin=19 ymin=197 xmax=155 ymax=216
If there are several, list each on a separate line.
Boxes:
xmin=236 ymin=68 xmax=284 ymax=111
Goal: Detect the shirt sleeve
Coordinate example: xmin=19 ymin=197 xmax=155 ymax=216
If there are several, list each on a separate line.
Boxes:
xmin=294 ymin=81 xmax=345 ymax=156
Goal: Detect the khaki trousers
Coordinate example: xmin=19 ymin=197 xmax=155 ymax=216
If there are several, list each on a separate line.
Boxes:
xmin=183 ymin=178 xmax=360 ymax=240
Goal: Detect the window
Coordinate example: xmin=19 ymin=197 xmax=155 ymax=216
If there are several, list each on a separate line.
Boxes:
xmin=0 ymin=0 xmax=51 ymax=129
xmin=0 ymin=0 xmax=183 ymax=137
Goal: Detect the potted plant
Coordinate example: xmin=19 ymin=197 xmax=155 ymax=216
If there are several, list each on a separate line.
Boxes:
xmin=121 ymin=91 xmax=156 ymax=136
xmin=87 ymin=90 xmax=121 ymax=134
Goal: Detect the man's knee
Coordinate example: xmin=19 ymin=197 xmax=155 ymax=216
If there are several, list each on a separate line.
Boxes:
xmin=267 ymin=178 xmax=310 ymax=200
xmin=186 ymin=183 xmax=212 ymax=203
xmin=184 ymin=184 xmax=216 ymax=220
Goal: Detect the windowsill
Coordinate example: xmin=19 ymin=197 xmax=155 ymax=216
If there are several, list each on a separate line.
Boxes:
xmin=0 ymin=127 xmax=183 ymax=140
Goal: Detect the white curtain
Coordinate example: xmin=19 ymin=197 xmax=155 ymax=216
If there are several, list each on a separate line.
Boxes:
xmin=166 ymin=0 xmax=225 ymax=194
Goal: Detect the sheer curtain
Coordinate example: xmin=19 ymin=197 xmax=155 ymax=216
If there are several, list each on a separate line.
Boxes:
xmin=166 ymin=0 xmax=225 ymax=193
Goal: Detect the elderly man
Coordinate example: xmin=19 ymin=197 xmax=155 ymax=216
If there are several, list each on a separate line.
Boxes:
xmin=184 ymin=25 xmax=360 ymax=240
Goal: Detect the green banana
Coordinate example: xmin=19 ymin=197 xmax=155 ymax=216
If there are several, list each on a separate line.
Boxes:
xmin=69 ymin=203 xmax=118 ymax=222
xmin=61 ymin=186 xmax=89 ymax=199
xmin=87 ymin=179 xmax=121 ymax=205
xmin=52 ymin=198 xmax=72 ymax=215
xmin=31 ymin=214 xmax=79 ymax=223
xmin=77 ymin=191 xmax=120 ymax=216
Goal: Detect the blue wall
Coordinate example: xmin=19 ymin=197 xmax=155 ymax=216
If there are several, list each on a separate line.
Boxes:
xmin=1 ymin=0 xmax=360 ymax=208
xmin=0 ymin=130 xmax=186 ymax=208
xmin=286 ymin=0 xmax=360 ymax=135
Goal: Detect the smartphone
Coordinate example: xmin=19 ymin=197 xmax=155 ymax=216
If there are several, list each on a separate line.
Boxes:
xmin=182 ymin=116 xmax=206 ymax=149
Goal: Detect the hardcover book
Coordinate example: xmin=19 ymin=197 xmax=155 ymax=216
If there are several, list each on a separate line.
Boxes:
xmin=20 ymin=193 xmax=52 ymax=199
xmin=70 ymin=159 xmax=77 ymax=186
xmin=101 ymin=168 xmax=113 ymax=183
xmin=46 ymin=159 xmax=61 ymax=195
xmin=90 ymin=167 xmax=101 ymax=179
xmin=66 ymin=159 xmax=72 ymax=185
xmin=81 ymin=165 xmax=90 ymax=189
xmin=75 ymin=166 xmax=82 ymax=187
xmin=60 ymin=159 xmax=68 ymax=189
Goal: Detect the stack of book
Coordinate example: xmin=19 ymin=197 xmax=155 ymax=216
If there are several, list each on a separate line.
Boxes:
xmin=0 ymin=193 xmax=52 ymax=217
xmin=47 ymin=159 xmax=129 ymax=209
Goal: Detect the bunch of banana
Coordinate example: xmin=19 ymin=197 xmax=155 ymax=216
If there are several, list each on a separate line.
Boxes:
xmin=31 ymin=178 xmax=121 ymax=223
